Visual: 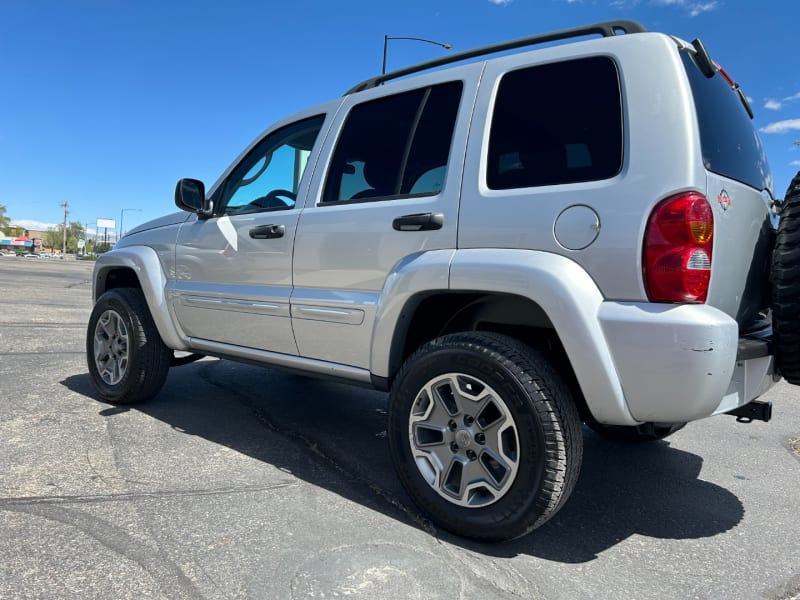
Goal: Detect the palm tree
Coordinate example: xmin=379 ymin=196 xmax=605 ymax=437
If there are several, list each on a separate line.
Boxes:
xmin=0 ymin=204 xmax=9 ymax=230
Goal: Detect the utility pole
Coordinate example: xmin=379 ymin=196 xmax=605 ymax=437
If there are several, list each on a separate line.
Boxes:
xmin=61 ymin=200 xmax=68 ymax=257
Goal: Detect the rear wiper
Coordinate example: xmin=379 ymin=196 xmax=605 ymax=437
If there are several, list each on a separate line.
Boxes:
xmin=691 ymin=37 xmax=754 ymax=119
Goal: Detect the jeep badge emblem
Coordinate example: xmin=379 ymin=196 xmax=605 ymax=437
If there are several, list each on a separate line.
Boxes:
xmin=718 ymin=189 xmax=731 ymax=211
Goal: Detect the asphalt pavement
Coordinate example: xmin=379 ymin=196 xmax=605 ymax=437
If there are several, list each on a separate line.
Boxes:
xmin=1 ymin=256 xmax=798 ymax=599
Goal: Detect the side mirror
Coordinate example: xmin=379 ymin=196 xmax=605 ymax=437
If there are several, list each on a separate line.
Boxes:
xmin=175 ymin=178 xmax=213 ymax=218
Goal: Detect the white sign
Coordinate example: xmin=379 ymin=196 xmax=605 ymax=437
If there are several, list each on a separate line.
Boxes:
xmin=96 ymin=218 xmax=116 ymax=229
xmin=77 ymin=239 xmax=86 ymax=249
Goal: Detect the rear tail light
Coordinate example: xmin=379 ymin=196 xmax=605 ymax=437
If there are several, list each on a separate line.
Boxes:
xmin=643 ymin=192 xmax=713 ymax=303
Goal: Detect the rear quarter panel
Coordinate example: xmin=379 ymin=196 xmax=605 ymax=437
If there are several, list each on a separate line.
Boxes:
xmin=704 ymin=174 xmax=775 ymax=324
xmin=458 ymin=33 xmax=708 ymax=302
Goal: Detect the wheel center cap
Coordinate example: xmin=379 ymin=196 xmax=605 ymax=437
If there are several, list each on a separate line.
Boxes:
xmin=455 ymin=429 xmax=472 ymax=448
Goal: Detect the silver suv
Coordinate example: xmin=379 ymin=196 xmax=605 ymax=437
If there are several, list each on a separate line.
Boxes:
xmin=86 ymin=21 xmax=796 ymax=541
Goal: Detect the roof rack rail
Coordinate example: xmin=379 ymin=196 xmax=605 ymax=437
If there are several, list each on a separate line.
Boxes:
xmin=345 ymin=20 xmax=647 ymax=95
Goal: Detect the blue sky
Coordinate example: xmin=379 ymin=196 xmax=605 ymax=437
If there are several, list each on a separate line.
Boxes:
xmin=2 ymin=0 xmax=798 ymax=234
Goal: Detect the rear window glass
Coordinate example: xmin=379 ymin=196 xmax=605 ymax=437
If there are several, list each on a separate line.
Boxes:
xmin=487 ymin=56 xmax=623 ymax=189
xmin=681 ymin=52 xmax=771 ymax=191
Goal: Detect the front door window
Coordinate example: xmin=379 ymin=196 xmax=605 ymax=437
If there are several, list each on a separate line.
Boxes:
xmin=220 ymin=115 xmax=325 ymax=214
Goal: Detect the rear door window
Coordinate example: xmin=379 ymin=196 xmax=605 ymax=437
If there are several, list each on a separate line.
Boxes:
xmin=487 ymin=56 xmax=623 ymax=189
xmin=322 ymin=81 xmax=463 ymax=203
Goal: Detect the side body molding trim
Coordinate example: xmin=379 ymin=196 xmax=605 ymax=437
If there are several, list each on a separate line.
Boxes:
xmin=93 ymin=247 xmax=189 ymax=351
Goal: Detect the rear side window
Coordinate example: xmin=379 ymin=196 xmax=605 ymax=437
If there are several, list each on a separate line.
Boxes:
xmin=322 ymin=81 xmax=462 ymax=203
xmin=681 ymin=53 xmax=771 ymax=191
xmin=487 ymin=56 xmax=622 ymax=190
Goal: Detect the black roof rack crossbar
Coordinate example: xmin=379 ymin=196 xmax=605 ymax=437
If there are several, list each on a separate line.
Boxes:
xmin=345 ymin=20 xmax=647 ymax=95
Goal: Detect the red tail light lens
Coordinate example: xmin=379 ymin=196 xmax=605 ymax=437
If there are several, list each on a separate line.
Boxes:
xmin=643 ymin=192 xmax=713 ymax=303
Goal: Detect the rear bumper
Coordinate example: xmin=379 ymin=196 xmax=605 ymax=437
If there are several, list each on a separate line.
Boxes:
xmin=597 ymin=302 xmax=776 ymax=423
xmin=716 ymin=329 xmax=776 ymax=417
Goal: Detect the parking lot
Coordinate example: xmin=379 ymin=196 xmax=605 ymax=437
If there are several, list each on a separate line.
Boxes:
xmin=1 ymin=257 xmax=799 ymax=599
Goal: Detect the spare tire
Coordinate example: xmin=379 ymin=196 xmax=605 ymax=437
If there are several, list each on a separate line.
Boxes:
xmin=772 ymin=171 xmax=800 ymax=385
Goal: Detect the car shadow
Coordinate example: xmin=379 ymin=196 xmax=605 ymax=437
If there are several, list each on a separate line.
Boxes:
xmin=62 ymin=358 xmax=744 ymax=563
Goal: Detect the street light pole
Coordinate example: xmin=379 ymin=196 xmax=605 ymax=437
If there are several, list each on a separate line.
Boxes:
xmin=382 ymin=36 xmax=454 ymax=75
xmin=61 ymin=200 xmax=68 ymax=257
xmin=119 ymin=208 xmax=142 ymax=242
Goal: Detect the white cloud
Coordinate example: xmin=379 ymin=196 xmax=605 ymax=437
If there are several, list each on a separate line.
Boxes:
xmin=11 ymin=219 xmax=58 ymax=230
xmin=783 ymin=91 xmax=800 ymax=103
xmin=488 ymin=0 xmax=512 ymax=4
xmin=650 ymin=0 xmax=720 ymax=16
xmin=688 ymin=1 xmax=718 ymax=16
xmin=760 ymin=119 xmax=800 ymax=134
xmin=762 ymin=91 xmax=800 ymax=112
xmin=791 ymin=160 xmax=800 ymax=167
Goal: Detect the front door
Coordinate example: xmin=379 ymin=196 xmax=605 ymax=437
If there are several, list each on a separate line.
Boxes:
xmin=169 ymin=112 xmax=330 ymax=354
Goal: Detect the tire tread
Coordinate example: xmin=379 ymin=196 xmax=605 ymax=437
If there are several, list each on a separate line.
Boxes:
xmin=773 ymin=171 xmax=800 ymax=385
xmin=389 ymin=331 xmax=582 ymax=541
xmin=86 ymin=287 xmax=171 ymax=404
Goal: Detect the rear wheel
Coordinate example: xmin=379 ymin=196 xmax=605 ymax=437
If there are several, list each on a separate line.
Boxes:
xmin=86 ymin=288 xmax=171 ymax=404
xmin=773 ymin=170 xmax=800 ymax=384
xmin=388 ymin=332 xmax=582 ymax=541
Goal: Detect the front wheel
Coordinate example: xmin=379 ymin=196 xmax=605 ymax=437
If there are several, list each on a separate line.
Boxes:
xmin=388 ymin=332 xmax=583 ymax=541
xmin=86 ymin=288 xmax=171 ymax=404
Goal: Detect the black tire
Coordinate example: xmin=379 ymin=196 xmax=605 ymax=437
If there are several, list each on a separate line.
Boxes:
xmin=586 ymin=420 xmax=686 ymax=443
xmin=86 ymin=288 xmax=171 ymax=404
xmin=773 ymin=170 xmax=800 ymax=385
xmin=388 ymin=332 xmax=582 ymax=541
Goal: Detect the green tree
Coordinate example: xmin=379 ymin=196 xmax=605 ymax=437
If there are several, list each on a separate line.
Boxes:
xmin=44 ymin=227 xmax=62 ymax=252
xmin=45 ymin=222 xmax=86 ymax=253
xmin=67 ymin=222 xmax=85 ymax=253
xmin=0 ymin=204 xmax=9 ymax=230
